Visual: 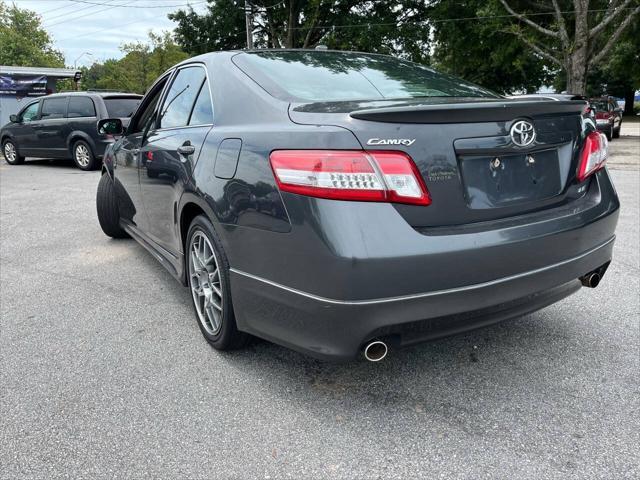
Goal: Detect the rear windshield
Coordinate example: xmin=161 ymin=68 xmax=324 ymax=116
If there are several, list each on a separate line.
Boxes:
xmin=590 ymin=101 xmax=609 ymax=111
xmin=104 ymin=97 xmax=141 ymax=117
xmin=233 ymin=51 xmax=499 ymax=102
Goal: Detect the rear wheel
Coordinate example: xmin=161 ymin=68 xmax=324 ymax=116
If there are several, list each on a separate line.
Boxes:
xmin=2 ymin=139 xmax=24 ymax=165
xmin=72 ymin=140 xmax=98 ymax=170
xmin=186 ymin=215 xmax=248 ymax=350
xmin=96 ymin=173 xmax=128 ymax=238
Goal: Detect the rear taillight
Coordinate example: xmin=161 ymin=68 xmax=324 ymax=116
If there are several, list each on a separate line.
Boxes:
xmin=269 ymin=150 xmax=431 ymax=206
xmin=577 ymin=131 xmax=608 ymax=182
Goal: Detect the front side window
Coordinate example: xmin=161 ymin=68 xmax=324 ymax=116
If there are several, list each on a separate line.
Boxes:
xmin=21 ymin=102 xmax=39 ymax=122
xmin=188 ymin=81 xmax=213 ymax=125
xmin=68 ymin=97 xmax=96 ymax=118
xmin=41 ymin=97 xmax=67 ymax=119
xmin=159 ymin=66 xmax=206 ymax=129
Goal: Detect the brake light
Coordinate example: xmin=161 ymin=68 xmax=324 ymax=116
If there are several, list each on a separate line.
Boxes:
xmin=577 ymin=131 xmax=608 ymax=182
xmin=269 ymin=150 xmax=431 ymax=206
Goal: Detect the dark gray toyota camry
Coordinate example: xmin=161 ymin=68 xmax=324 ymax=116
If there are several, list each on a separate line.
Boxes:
xmin=96 ymin=50 xmax=618 ymax=362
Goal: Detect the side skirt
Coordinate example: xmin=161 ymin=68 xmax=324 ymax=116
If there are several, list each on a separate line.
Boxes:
xmin=121 ymin=221 xmax=187 ymax=286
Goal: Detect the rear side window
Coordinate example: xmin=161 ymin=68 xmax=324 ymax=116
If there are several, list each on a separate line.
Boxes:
xmin=188 ymin=81 xmax=213 ymax=125
xmin=159 ymin=66 xmax=206 ymax=129
xmin=104 ymin=98 xmax=141 ymax=118
xmin=41 ymin=97 xmax=67 ymax=119
xmin=68 ymin=97 xmax=96 ymax=118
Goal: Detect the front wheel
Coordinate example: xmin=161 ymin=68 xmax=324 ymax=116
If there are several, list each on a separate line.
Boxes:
xmin=613 ymin=123 xmax=621 ymax=138
xmin=605 ymin=124 xmax=613 ymax=141
xmin=2 ymin=139 xmax=24 ymax=165
xmin=73 ymin=140 xmax=98 ymax=170
xmin=96 ymin=174 xmax=128 ymax=238
xmin=186 ymin=215 xmax=249 ymax=350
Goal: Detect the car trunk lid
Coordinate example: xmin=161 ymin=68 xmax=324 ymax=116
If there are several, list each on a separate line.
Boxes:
xmin=289 ymin=98 xmax=587 ymax=228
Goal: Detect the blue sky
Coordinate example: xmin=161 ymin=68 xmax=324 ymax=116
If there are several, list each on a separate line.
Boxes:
xmin=14 ymin=0 xmax=209 ymax=66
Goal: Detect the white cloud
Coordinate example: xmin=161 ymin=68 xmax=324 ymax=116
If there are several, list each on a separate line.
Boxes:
xmin=13 ymin=0 xmax=208 ymax=66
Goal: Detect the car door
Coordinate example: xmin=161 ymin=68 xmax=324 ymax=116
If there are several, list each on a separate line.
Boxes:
xmin=112 ymin=75 xmax=171 ymax=232
xmin=10 ymin=100 xmax=41 ymax=155
xmin=67 ymin=95 xmax=97 ymax=141
xmin=33 ymin=96 xmax=69 ymax=157
xmin=139 ymin=64 xmax=213 ymax=254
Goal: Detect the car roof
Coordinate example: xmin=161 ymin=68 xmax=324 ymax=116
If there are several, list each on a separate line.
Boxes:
xmin=43 ymin=91 xmax=142 ymax=98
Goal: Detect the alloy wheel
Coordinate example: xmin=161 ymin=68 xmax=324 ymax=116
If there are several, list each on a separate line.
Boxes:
xmin=188 ymin=230 xmax=224 ymax=335
xmin=75 ymin=144 xmax=91 ymax=167
xmin=4 ymin=142 xmax=16 ymax=162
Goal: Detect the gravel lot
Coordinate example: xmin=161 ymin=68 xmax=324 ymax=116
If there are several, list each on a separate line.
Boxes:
xmin=1 ymin=124 xmax=638 ymax=479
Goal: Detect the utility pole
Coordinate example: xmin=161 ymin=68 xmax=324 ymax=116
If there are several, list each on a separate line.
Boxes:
xmin=244 ymin=0 xmax=254 ymax=49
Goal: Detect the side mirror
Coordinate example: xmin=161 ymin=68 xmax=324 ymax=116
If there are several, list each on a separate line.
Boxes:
xmin=9 ymin=114 xmax=18 ymax=123
xmin=97 ymin=118 xmax=124 ymax=135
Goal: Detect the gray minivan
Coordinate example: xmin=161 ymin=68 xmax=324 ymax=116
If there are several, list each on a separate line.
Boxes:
xmin=1 ymin=92 xmax=141 ymax=170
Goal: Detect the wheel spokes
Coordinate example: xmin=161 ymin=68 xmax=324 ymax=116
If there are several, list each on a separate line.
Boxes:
xmin=188 ymin=230 xmax=224 ymax=335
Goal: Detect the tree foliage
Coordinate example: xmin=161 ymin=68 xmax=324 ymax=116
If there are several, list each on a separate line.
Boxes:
xmin=0 ymin=0 xmax=64 ymax=67
xmin=496 ymin=0 xmax=640 ymax=94
xmin=169 ymin=0 xmax=431 ymax=62
xmin=429 ymin=0 xmax=551 ymax=94
xmin=81 ymin=32 xmax=189 ymax=94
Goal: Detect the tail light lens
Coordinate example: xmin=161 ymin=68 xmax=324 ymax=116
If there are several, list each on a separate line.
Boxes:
xmin=269 ymin=150 xmax=431 ymax=206
xmin=577 ymin=131 xmax=608 ymax=182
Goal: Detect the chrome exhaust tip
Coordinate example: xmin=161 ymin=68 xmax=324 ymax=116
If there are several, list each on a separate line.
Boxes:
xmin=581 ymin=272 xmax=601 ymax=288
xmin=363 ymin=340 xmax=388 ymax=362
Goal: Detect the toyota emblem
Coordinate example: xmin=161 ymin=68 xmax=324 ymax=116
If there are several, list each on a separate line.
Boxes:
xmin=510 ymin=120 xmax=536 ymax=147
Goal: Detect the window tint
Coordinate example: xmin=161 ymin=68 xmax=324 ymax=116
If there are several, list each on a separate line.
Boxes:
xmin=68 ymin=97 xmax=96 ymax=118
xmin=159 ymin=66 xmax=206 ymax=129
xmin=188 ymin=81 xmax=213 ymax=125
xmin=132 ymin=85 xmax=165 ymax=134
xmin=104 ymin=97 xmax=141 ymax=117
xmin=234 ymin=51 xmax=499 ymax=102
xmin=21 ymin=102 xmax=39 ymax=122
xmin=41 ymin=97 xmax=67 ymax=119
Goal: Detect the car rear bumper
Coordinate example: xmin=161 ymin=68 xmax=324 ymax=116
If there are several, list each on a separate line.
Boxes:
xmin=228 ymin=169 xmax=619 ymax=361
xmin=231 ymin=236 xmax=612 ymax=361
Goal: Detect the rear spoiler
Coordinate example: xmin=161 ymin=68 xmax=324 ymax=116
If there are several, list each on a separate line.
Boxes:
xmin=349 ymin=100 xmax=586 ymax=124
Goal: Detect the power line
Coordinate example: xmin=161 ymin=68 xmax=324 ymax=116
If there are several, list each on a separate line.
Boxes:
xmin=42 ymin=0 xmax=122 ymax=23
xmin=55 ymin=0 xmax=207 ymax=41
xmin=63 ymin=0 xmax=211 ymax=8
xmin=44 ymin=1 xmax=137 ymax=27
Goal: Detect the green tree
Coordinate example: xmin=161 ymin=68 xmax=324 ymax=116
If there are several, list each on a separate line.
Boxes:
xmin=429 ymin=0 xmax=550 ymax=94
xmin=169 ymin=0 xmax=431 ymax=61
xmin=0 ymin=0 xmax=64 ymax=67
xmin=497 ymin=0 xmax=640 ymax=95
xmin=586 ymin=16 xmax=639 ymax=115
xmin=81 ymin=32 xmax=189 ymax=94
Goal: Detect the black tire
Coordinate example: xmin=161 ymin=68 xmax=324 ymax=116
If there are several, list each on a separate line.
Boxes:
xmin=72 ymin=139 xmax=98 ymax=170
xmin=613 ymin=124 xmax=621 ymax=139
xmin=605 ymin=125 xmax=613 ymax=141
xmin=96 ymin=173 xmax=128 ymax=238
xmin=2 ymin=139 xmax=24 ymax=165
xmin=186 ymin=215 xmax=249 ymax=350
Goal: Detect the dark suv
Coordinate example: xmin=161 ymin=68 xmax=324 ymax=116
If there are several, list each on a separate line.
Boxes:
xmin=1 ymin=92 xmax=141 ymax=170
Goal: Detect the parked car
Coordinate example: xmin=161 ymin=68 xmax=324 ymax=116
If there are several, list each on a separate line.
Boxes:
xmin=589 ymin=96 xmax=623 ymax=140
xmin=96 ymin=50 xmax=618 ymax=362
xmin=1 ymin=91 xmax=142 ymax=170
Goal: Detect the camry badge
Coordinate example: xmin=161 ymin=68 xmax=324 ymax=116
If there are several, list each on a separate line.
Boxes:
xmin=367 ymin=138 xmax=416 ymax=146
xmin=510 ymin=120 xmax=536 ymax=147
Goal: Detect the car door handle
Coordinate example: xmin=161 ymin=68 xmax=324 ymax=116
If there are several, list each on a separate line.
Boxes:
xmin=177 ymin=143 xmax=195 ymax=156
